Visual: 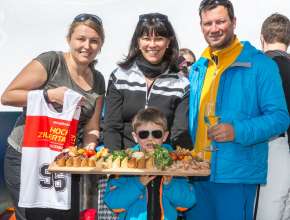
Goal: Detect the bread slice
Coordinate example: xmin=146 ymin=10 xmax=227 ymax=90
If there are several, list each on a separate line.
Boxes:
xmin=145 ymin=157 xmax=154 ymax=169
xmin=112 ymin=157 xmax=121 ymax=169
xmin=65 ymin=157 xmax=73 ymax=167
xmin=87 ymin=159 xmax=96 ymax=167
xmin=121 ymin=157 xmax=128 ymax=168
xmin=127 ymin=158 xmax=137 ymax=168
xmin=81 ymin=158 xmax=89 ymax=167
xmin=56 ymin=157 xmax=66 ymax=167
xmin=137 ymin=157 xmax=146 ymax=169
xmin=95 ymin=157 xmax=104 ymax=169
xmin=73 ymin=157 xmax=82 ymax=167
xmin=105 ymin=155 xmax=113 ymax=169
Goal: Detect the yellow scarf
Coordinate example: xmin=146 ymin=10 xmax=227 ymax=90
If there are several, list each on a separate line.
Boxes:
xmin=194 ymin=37 xmax=243 ymax=158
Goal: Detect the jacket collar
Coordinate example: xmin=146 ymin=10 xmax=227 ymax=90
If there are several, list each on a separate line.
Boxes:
xmin=231 ymin=41 xmax=262 ymax=67
xmin=197 ymin=40 xmax=261 ymax=69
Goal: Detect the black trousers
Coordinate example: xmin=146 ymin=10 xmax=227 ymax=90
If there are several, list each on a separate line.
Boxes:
xmin=4 ymin=145 xmax=26 ymax=220
xmin=4 ymin=145 xmax=80 ymax=220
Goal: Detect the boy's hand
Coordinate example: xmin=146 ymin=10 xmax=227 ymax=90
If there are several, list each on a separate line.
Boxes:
xmin=140 ymin=175 xmax=156 ymax=186
xmin=163 ymin=176 xmax=172 ymax=185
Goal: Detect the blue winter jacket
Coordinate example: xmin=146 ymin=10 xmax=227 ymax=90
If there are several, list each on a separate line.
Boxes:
xmin=189 ymin=41 xmax=289 ymax=184
xmin=104 ymin=144 xmax=196 ymax=220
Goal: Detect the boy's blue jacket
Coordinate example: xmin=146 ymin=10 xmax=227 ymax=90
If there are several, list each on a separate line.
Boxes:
xmin=104 ymin=144 xmax=196 ymax=220
xmin=189 ymin=41 xmax=289 ymax=184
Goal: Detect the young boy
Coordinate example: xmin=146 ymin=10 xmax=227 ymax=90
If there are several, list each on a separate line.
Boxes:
xmin=104 ymin=107 xmax=196 ymax=220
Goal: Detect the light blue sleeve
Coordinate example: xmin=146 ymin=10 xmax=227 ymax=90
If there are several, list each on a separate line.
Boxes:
xmin=104 ymin=176 xmax=145 ymax=213
xmin=233 ymin=55 xmax=289 ymax=146
xmin=162 ymin=177 xmax=196 ymax=210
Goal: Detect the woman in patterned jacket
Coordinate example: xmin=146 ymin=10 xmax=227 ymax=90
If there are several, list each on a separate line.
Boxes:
xmin=98 ymin=12 xmax=192 ymax=220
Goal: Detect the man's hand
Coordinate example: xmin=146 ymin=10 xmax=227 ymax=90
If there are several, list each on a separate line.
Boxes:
xmin=208 ymin=123 xmax=235 ymax=142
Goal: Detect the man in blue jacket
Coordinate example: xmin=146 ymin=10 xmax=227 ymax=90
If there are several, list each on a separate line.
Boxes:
xmin=186 ymin=0 xmax=289 ymax=220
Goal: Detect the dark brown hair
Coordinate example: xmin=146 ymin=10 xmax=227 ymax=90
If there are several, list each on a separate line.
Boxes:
xmin=118 ymin=13 xmax=179 ymax=71
xmin=261 ymin=13 xmax=290 ymax=46
xmin=199 ymin=0 xmax=235 ymax=21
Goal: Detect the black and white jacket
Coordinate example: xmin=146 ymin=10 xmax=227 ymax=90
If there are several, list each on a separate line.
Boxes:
xmin=103 ymin=64 xmax=192 ymax=150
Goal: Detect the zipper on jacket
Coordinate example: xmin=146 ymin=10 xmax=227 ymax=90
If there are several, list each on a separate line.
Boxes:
xmin=209 ymin=60 xmax=218 ymax=180
xmin=143 ymin=68 xmax=169 ymax=109
xmin=147 ymin=177 xmax=162 ymax=220
xmin=209 ymin=69 xmax=218 ymax=102
xmin=145 ymin=79 xmax=155 ymax=109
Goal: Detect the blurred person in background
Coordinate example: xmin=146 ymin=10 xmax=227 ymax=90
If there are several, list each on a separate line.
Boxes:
xmin=178 ymin=48 xmax=196 ymax=78
xmin=257 ymin=12 xmax=290 ymax=220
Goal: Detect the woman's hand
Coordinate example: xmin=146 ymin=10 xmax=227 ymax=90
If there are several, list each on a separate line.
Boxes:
xmin=140 ymin=175 xmax=156 ymax=186
xmin=47 ymin=86 xmax=68 ymax=105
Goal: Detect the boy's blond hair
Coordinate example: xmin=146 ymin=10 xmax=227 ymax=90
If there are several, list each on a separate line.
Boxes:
xmin=132 ymin=107 xmax=168 ymax=132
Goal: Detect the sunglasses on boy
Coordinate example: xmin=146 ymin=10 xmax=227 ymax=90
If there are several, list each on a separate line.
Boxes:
xmin=137 ymin=130 xmax=163 ymax=139
xmin=74 ymin=13 xmax=103 ymax=26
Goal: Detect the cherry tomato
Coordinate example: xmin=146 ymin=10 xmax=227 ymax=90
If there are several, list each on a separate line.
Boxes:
xmin=86 ymin=150 xmax=96 ymax=157
xmin=177 ymin=154 xmax=185 ymax=160
xmin=169 ymin=152 xmax=178 ymax=161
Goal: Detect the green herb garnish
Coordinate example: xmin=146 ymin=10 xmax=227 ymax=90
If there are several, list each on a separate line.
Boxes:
xmin=153 ymin=145 xmax=173 ymax=170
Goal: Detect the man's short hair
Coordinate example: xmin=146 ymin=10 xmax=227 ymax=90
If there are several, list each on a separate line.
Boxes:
xmin=261 ymin=13 xmax=290 ymax=46
xmin=132 ymin=107 xmax=168 ymax=132
xmin=199 ymin=0 xmax=235 ymax=21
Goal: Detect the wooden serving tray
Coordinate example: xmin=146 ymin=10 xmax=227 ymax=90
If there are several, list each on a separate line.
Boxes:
xmin=48 ymin=162 xmax=210 ymax=177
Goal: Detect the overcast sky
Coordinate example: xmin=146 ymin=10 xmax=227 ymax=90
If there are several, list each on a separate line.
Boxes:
xmin=0 ymin=0 xmax=289 ymax=111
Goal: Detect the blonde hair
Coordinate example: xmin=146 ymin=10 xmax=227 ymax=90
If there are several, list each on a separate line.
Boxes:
xmin=132 ymin=107 xmax=168 ymax=132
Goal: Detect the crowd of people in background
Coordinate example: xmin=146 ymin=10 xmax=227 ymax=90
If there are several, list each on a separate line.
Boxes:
xmin=0 ymin=0 xmax=289 ymax=220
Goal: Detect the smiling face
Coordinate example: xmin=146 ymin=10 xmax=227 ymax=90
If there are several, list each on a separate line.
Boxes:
xmin=138 ymin=33 xmax=170 ymax=64
xmin=200 ymin=5 xmax=236 ymax=51
xmin=132 ymin=122 xmax=169 ymax=152
xmin=67 ymin=24 xmax=102 ymax=65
